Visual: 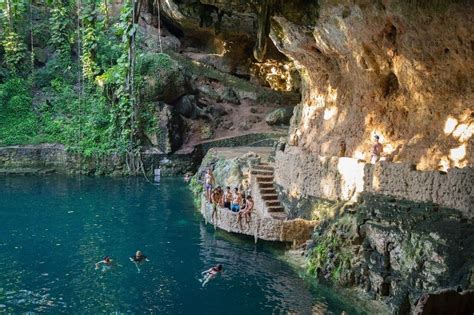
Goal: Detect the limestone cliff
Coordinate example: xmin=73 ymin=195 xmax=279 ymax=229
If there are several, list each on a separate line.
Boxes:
xmin=269 ymin=1 xmax=473 ymax=171
xmin=159 ymin=0 xmax=473 ymax=171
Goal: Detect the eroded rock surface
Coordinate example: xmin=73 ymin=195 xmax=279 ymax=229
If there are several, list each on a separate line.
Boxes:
xmin=307 ymin=194 xmax=474 ymax=314
xmin=270 ymin=1 xmax=473 ymax=170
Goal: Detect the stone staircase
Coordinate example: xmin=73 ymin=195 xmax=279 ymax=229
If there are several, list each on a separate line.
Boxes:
xmin=250 ymin=163 xmax=287 ymax=220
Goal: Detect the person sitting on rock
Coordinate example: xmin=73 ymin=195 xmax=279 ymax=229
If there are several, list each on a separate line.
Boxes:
xmin=222 ymin=186 xmax=232 ymax=209
xmin=238 ymin=196 xmax=254 ymax=224
xmin=371 ymin=135 xmax=384 ymax=163
xmin=242 ymin=179 xmax=251 ymax=196
xmin=240 ymin=191 xmax=246 ymax=208
xmin=204 ymin=169 xmax=215 ymax=202
xmin=230 ymin=187 xmax=242 ymax=213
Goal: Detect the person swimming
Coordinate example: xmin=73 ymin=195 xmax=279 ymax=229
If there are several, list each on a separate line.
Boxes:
xmin=129 ymin=250 xmax=149 ymax=273
xmin=95 ymin=256 xmax=113 ymax=271
xmin=200 ymin=264 xmax=223 ymax=287
xmin=184 ymin=173 xmax=190 ymax=183
xmin=130 ymin=250 xmax=149 ymax=263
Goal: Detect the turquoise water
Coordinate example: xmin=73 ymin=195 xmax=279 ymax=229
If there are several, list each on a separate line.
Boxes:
xmin=0 ymin=176 xmax=360 ymax=314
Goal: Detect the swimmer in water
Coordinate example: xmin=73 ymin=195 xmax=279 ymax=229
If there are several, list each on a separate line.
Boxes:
xmin=95 ymin=256 xmax=113 ymax=271
xmin=184 ymin=173 xmax=190 ymax=183
xmin=129 ymin=250 xmax=149 ymax=273
xmin=200 ymin=264 xmax=223 ymax=287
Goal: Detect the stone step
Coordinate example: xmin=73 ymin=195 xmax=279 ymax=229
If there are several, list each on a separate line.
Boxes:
xmin=260 ymin=188 xmax=276 ymax=194
xmin=261 ymin=193 xmax=278 ymax=200
xmin=251 ymin=169 xmax=274 ymax=175
xmin=256 ymin=175 xmax=274 ymax=182
xmin=270 ymin=212 xmax=287 ymax=220
xmin=267 ymin=205 xmax=284 ymax=212
xmin=258 ymin=182 xmax=274 ymax=188
xmin=256 ymin=164 xmax=274 ymax=171
xmin=265 ymin=200 xmax=280 ymax=207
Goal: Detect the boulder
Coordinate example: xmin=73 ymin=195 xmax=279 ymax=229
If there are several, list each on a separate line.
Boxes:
xmin=265 ymin=107 xmax=294 ymax=125
xmin=137 ymin=52 xmax=189 ymax=104
xmin=140 ymin=23 xmax=182 ymax=52
xmin=175 ymin=95 xmax=197 ymax=119
xmin=197 ymin=84 xmax=222 ymax=102
xmin=221 ymin=87 xmax=240 ymax=105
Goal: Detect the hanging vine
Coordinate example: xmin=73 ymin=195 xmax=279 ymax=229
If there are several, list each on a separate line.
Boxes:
xmin=0 ymin=0 xmax=28 ymax=72
xmin=81 ymin=0 xmax=98 ymax=79
xmin=49 ymin=0 xmax=73 ymax=65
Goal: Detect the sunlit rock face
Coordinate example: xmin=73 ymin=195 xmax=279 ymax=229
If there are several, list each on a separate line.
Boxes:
xmin=270 ymin=1 xmax=473 ymax=171
xmin=159 ymin=0 xmax=300 ymax=91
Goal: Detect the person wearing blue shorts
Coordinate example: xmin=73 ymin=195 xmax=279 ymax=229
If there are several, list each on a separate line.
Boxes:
xmin=230 ymin=187 xmax=241 ymax=212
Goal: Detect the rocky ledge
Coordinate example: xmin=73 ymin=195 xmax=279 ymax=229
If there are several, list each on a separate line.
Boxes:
xmin=200 ymin=199 xmax=315 ymax=244
xmin=193 ymin=146 xmax=316 ymax=244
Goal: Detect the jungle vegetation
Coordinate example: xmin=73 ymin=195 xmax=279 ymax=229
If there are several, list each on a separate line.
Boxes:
xmin=0 ymin=0 xmax=164 ymax=173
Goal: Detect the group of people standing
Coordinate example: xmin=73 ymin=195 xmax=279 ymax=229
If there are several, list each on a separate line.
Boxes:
xmin=204 ymin=169 xmax=254 ymax=224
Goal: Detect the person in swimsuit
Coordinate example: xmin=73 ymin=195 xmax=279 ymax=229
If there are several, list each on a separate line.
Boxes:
xmin=130 ymin=250 xmax=149 ymax=263
xmin=222 ymin=186 xmax=232 ymax=209
xmin=230 ymin=187 xmax=241 ymax=213
xmin=129 ymin=250 xmax=149 ymax=273
xmin=240 ymin=191 xmax=246 ymax=208
xmin=238 ymin=195 xmax=254 ymax=224
xmin=200 ymin=264 xmax=223 ymax=287
xmin=371 ymin=135 xmax=383 ymax=164
xmin=95 ymin=256 xmax=113 ymax=271
xmin=204 ymin=169 xmax=215 ymax=202
xmin=211 ymin=187 xmax=223 ymax=222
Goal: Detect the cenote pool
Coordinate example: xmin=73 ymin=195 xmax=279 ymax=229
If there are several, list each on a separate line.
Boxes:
xmin=0 ymin=176 xmax=363 ymax=314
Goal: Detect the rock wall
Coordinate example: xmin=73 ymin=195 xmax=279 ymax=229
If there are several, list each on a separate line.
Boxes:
xmin=274 ymin=147 xmax=473 ymax=217
xmin=0 ymin=144 xmax=190 ymax=176
xmin=0 ymin=144 xmax=105 ymax=175
xmin=306 ymin=193 xmax=474 ymax=314
xmin=269 ymin=1 xmax=473 ymax=171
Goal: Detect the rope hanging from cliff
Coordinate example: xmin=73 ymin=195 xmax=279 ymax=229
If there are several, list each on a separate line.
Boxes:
xmin=157 ymin=0 xmax=163 ymax=54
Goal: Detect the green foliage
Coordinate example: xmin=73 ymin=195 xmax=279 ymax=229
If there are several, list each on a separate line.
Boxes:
xmin=1 ymin=31 xmax=27 ymax=72
xmin=49 ymin=0 xmax=74 ymax=64
xmin=189 ymin=175 xmax=204 ymax=208
xmin=0 ymin=0 xmax=161 ymax=170
xmin=34 ymin=56 xmax=79 ymax=87
xmin=307 ymin=219 xmax=354 ymax=282
xmin=37 ymin=80 xmax=113 ymax=156
xmin=0 ymin=0 xmax=28 ymax=73
xmin=0 ymin=78 xmax=38 ymax=145
xmin=81 ymin=1 xmax=99 ymax=79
